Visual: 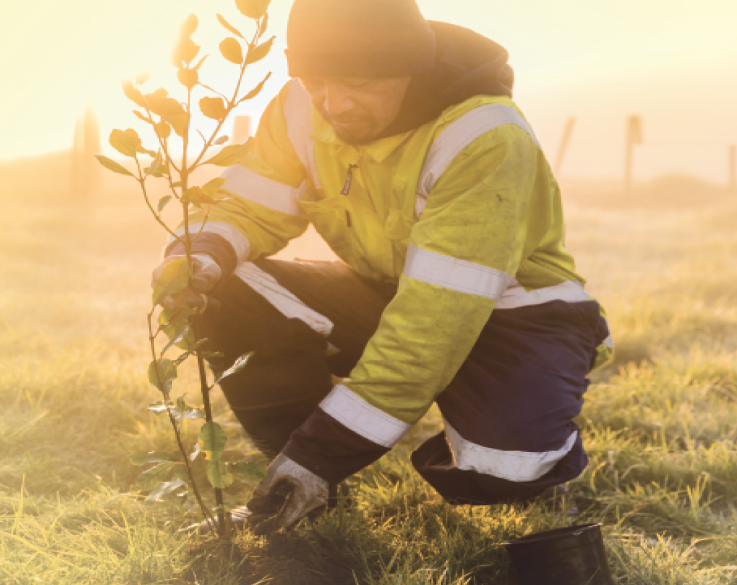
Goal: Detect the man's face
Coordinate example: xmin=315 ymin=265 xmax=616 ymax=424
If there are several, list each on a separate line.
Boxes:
xmin=299 ymin=76 xmax=411 ymax=144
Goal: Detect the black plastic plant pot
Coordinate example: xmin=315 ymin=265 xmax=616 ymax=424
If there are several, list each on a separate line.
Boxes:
xmin=504 ymin=523 xmax=614 ymax=585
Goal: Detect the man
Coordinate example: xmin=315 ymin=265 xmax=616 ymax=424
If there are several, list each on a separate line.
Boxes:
xmin=154 ymin=0 xmax=613 ymax=532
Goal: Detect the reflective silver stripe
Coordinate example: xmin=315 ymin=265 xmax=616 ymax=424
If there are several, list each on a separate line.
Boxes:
xmin=404 ymin=245 xmax=512 ymax=300
xmin=234 ymin=262 xmax=334 ymax=338
xmin=221 ymin=165 xmax=305 ymax=218
xmin=497 ymin=280 xmax=591 ymax=310
xmin=445 ymin=420 xmax=578 ymax=482
xmin=284 ymin=79 xmax=323 ymax=190
xmin=416 ymin=104 xmax=539 ymax=217
xmin=603 ymin=334 xmax=614 ymax=349
xmin=319 ymin=385 xmax=411 ymax=449
xmin=170 ymin=221 xmax=250 ymax=264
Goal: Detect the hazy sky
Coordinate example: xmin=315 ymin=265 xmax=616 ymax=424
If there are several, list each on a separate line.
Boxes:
xmin=2 ymin=0 xmax=736 ymax=181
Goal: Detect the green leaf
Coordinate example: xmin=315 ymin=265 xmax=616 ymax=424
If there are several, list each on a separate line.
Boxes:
xmin=213 ymin=135 xmax=229 ymax=145
xmin=161 ymin=319 xmax=188 ymax=354
xmin=202 ymin=141 xmax=251 ymax=166
xmin=206 ymin=460 xmax=234 ymax=488
xmin=144 ymin=151 xmax=164 ymax=177
xmin=132 ymin=110 xmax=153 ymax=124
xmin=173 ymin=36 xmax=200 ymax=67
xmin=131 ymin=451 xmax=182 ymax=466
xmin=202 ymin=177 xmax=227 ymax=196
xmin=159 ymin=307 xmax=197 ymax=329
xmin=259 ymin=12 xmax=269 ymax=37
xmin=148 ymin=399 xmax=173 ymax=414
xmin=236 ymin=0 xmax=271 ymax=19
xmin=145 ymin=478 xmax=186 ymax=502
xmin=182 ymin=186 xmax=209 ymax=208
xmin=144 ymin=94 xmax=189 ymax=137
xmin=177 ymin=68 xmax=199 ymax=89
xmin=178 ymin=407 xmax=204 ymax=421
xmin=144 ymin=93 xmax=185 ymax=117
xmin=213 ymin=353 xmax=253 ymax=385
xmin=245 ymin=36 xmax=274 ymax=65
xmin=138 ymin=461 xmax=176 ymax=490
xmin=109 ymin=128 xmax=141 ymax=158
xmin=240 ymin=72 xmax=271 ymax=103
xmin=160 ymin=310 xmax=197 ymax=352
xmin=147 ymin=161 xmax=169 ymax=179
xmin=122 ymin=81 xmax=146 ymax=107
xmin=216 ymin=13 xmax=243 ymax=38
xmin=199 ymin=96 xmax=227 ymax=121
xmin=147 ymin=358 xmax=178 ymax=394
xmin=135 ymin=71 xmax=150 ymax=86
xmin=171 ymin=394 xmax=204 ymax=422
xmin=95 ymin=155 xmax=134 ymax=177
xmin=199 ymin=422 xmax=227 ymax=461
xmin=154 ymin=121 xmax=172 ymax=139
xmin=219 ymin=37 xmax=243 ymax=65
xmin=229 ymin=460 xmax=267 ymax=480
xmin=173 ymin=464 xmax=189 ymax=482
xmin=181 ymin=13 xmax=198 ymax=38
xmin=192 ymin=54 xmax=208 ymax=72
xmin=152 ymin=258 xmax=189 ymax=305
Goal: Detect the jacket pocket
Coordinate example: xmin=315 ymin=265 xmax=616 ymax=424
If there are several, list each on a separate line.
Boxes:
xmin=298 ymin=196 xmax=354 ymax=261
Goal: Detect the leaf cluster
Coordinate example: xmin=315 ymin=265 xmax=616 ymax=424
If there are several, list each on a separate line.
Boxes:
xmin=94 ymin=0 xmax=275 ymax=523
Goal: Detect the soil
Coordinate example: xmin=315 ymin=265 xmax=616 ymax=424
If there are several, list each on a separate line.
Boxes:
xmin=181 ymin=532 xmax=358 ymax=585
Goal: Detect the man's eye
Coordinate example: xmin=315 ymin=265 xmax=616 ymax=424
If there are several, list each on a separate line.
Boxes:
xmin=346 ymin=81 xmax=372 ymax=90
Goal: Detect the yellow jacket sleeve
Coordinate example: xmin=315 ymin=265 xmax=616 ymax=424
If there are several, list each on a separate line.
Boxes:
xmin=346 ymin=125 xmax=541 ymax=424
xmin=174 ymin=82 xmax=310 ymax=262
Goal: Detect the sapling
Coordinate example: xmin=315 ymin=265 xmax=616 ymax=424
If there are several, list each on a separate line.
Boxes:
xmin=96 ymin=0 xmax=274 ymax=538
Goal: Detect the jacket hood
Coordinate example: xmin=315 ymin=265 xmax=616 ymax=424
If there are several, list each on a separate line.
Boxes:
xmin=376 ymin=21 xmax=515 ymax=139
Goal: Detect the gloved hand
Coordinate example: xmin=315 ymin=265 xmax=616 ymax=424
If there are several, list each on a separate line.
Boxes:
xmin=246 ymin=453 xmax=329 ymax=535
xmin=151 ymin=253 xmax=222 ymax=310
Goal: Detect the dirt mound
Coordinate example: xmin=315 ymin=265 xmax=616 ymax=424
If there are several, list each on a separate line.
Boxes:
xmin=183 ymin=533 xmax=357 ymax=585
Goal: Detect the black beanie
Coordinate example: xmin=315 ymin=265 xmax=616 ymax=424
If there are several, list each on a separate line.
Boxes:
xmin=285 ymin=0 xmax=437 ymax=78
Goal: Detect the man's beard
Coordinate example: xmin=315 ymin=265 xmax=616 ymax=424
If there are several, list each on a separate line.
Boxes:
xmin=333 ymin=125 xmax=377 ymax=145
xmin=317 ymin=107 xmax=378 ymax=145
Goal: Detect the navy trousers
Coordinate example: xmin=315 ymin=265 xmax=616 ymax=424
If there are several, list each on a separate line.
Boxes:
xmin=202 ymin=259 xmax=609 ymax=505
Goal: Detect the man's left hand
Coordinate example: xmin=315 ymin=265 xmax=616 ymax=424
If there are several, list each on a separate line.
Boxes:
xmin=246 ymin=454 xmax=329 ymax=534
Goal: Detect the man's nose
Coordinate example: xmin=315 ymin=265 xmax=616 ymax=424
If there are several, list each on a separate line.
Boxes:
xmin=323 ymin=84 xmax=355 ymax=118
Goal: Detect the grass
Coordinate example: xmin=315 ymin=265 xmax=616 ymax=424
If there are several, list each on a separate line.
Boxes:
xmin=0 ymin=155 xmax=736 ymax=583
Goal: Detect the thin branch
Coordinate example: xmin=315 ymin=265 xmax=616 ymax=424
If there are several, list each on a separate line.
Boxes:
xmin=142 ymin=105 xmax=181 ymax=175
xmin=181 ymin=85 xmax=228 ymax=538
xmin=134 ymin=155 xmax=183 ymax=244
xmin=191 ymin=207 xmax=212 ymax=242
xmin=199 ymin=83 xmax=228 ymax=100
xmin=160 ymin=137 xmax=182 ymax=200
xmin=188 ymin=19 xmax=262 ymax=172
xmin=146 ymin=310 xmax=215 ymax=529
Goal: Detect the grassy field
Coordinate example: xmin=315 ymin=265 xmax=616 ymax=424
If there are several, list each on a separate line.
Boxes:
xmin=1 ymin=153 xmax=736 ymax=583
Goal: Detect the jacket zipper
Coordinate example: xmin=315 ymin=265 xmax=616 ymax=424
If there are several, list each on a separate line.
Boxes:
xmin=342 ymin=164 xmax=357 ymax=227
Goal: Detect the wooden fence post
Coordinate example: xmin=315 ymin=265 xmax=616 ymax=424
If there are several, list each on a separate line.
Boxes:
xmin=554 ymin=117 xmax=576 ymax=177
xmin=625 ymin=115 xmax=643 ymax=196
xmin=71 ymin=106 xmax=100 ymax=199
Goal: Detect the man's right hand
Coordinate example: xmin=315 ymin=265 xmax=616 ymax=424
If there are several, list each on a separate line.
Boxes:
xmin=151 ymin=253 xmax=222 ymax=310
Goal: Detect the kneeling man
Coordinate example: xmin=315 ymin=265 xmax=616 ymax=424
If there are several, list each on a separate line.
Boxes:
xmin=153 ymin=0 xmax=614 ymax=531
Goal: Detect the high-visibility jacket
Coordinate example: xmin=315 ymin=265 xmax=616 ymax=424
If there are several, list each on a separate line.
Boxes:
xmin=177 ymin=79 xmax=614 ymax=450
